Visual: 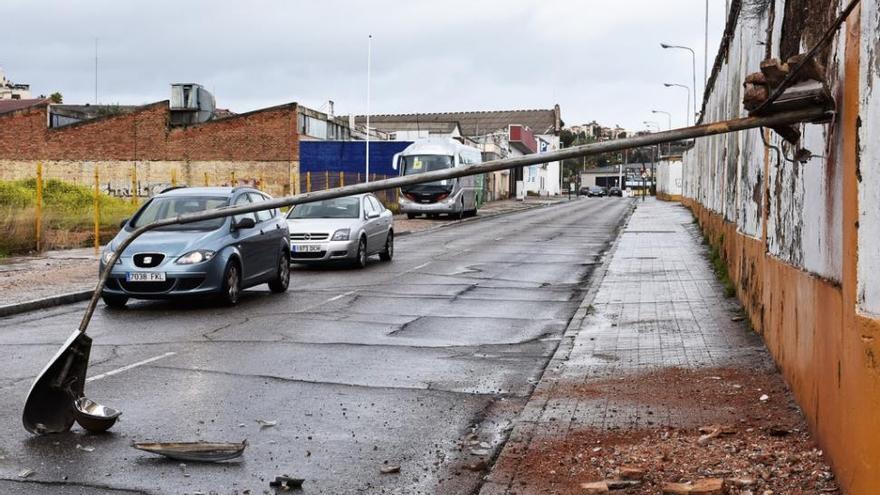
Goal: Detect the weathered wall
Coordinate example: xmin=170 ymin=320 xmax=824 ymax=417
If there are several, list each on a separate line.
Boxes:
xmin=656 ymin=158 xmax=682 ymax=201
xmin=682 ymin=1 xmax=880 ymax=492
xmin=0 ymin=102 xmax=299 ymax=197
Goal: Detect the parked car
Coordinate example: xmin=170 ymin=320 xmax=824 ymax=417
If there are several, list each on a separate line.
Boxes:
xmin=608 ymin=187 xmax=623 ymax=197
xmin=584 ymin=186 xmax=607 ymax=197
xmin=99 ymin=187 xmax=290 ymax=308
xmin=286 ymin=193 xmax=394 ymax=268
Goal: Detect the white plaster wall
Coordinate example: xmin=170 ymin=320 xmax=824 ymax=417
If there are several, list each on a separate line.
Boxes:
xmin=858 ymin=0 xmax=880 ymax=315
xmin=683 ymin=1 xmax=844 ymax=281
xmin=657 ymin=159 xmax=682 ymax=197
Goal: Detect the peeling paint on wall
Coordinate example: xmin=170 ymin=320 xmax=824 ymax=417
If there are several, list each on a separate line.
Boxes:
xmin=858 ymin=0 xmax=880 ymax=315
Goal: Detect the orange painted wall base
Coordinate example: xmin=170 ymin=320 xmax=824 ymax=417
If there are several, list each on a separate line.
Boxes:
xmin=682 ymin=198 xmax=880 ymax=494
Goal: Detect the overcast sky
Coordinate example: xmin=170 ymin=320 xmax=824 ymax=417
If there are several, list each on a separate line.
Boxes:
xmin=3 ymin=1 xmax=726 ymax=131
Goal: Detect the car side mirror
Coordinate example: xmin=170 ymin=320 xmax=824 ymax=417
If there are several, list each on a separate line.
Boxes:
xmin=119 ymin=218 xmax=129 ymax=229
xmin=367 ymin=211 xmax=380 ymax=219
xmin=233 ymin=217 xmax=256 ymax=230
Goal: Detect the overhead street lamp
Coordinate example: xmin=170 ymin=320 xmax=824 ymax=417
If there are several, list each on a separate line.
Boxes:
xmin=661 ymin=43 xmax=698 ymax=122
xmin=651 ymin=110 xmax=672 ymax=155
xmin=663 ymin=83 xmax=691 ymax=127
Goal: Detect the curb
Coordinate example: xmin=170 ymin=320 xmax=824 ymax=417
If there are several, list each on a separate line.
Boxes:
xmin=395 ymin=198 xmax=574 ymax=238
xmin=0 ymin=290 xmax=92 ymax=318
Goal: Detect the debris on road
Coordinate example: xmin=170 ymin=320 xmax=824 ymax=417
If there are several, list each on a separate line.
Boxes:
xmin=269 ymin=475 xmax=304 ymax=490
xmin=661 ymin=478 xmax=723 ymax=494
xmin=73 ymin=397 xmax=122 ymax=433
xmin=75 ymin=443 xmax=95 ymax=452
xmin=256 ymin=419 xmax=278 ymax=428
xmin=493 ymin=367 xmax=839 ymax=494
xmin=132 ymin=440 xmax=247 ymax=462
xmin=759 ymin=394 xmax=770 ymax=402
xmin=580 ymin=481 xmax=609 ymax=493
xmin=17 ymin=468 xmax=34 ymax=478
xmin=380 ymin=464 xmax=400 ymax=474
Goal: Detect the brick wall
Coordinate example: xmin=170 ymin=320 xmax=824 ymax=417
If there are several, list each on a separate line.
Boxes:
xmin=0 ymin=101 xmax=299 ymax=196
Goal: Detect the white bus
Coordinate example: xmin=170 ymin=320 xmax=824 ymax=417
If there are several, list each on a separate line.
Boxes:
xmin=393 ymin=138 xmax=484 ymax=219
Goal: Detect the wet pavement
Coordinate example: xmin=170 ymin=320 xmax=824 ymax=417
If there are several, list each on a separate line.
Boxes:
xmin=0 ymin=197 xmax=632 ymax=494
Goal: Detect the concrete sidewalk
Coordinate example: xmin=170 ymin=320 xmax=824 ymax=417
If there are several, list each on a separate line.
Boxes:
xmin=481 ymin=199 xmax=836 ymax=494
xmin=0 ymin=195 xmax=571 ymax=312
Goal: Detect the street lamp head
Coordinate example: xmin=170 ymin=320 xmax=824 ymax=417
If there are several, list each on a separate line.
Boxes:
xmin=660 ymin=43 xmax=670 ymax=49
xmin=663 ymin=83 xmax=673 ymax=87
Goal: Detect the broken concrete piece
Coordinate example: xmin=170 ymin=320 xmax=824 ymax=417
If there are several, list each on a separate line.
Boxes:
xmin=17 ymin=468 xmax=34 ymax=478
xmin=759 ymin=58 xmax=789 ymax=86
xmin=617 ymin=466 xmax=646 ymax=481
xmin=269 ymin=475 xmax=304 ymax=489
xmin=579 ymin=481 xmax=609 ymax=494
xmin=607 ymin=479 xmax=641 ymax=489
xmin=256 ymin=419 xmax=278 ymax=428
xmin=464 ymin=460 xmax=487 ymax=471
xmin=380 ymin=464 xmax=400 ymax=474
xmin=662 ymin=478 xmax=724 ymax=494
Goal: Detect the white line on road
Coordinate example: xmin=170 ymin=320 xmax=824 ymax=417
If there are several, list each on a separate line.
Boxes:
xmin=411 ymin=262 xmax=431 ymax=271
xmin=326 ymin=290 xmax=356 ymax=303
xmin=86 ymin=352 xmax=177 ymax=382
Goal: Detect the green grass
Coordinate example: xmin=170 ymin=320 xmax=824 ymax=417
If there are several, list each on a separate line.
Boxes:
xmin=706 ymin=232 xmax=736 ymax=298
xmin=0 ymin=179 xmax=139 ymax=254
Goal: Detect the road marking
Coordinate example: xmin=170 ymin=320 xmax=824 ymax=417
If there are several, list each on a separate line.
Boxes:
xmin=411 ymin=262 xmax=431 ymax=271
xmin=86 ymin=352 xmax=176 ymax=382
xmin=326 ymin=290 xmax=356 ymax=303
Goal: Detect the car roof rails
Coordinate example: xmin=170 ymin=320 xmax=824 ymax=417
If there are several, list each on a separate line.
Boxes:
xmin=159 ymin=185 xmax=188 ymax=194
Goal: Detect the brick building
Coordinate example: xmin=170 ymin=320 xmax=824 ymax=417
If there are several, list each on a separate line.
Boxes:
xmin=0 ymin=99 xmax=302 ymax=197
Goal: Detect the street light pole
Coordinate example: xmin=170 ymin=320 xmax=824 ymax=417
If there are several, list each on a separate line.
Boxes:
xmin=660 ymin=43 xmax=698 ymax=122
xmin=365 ymin=34 xmax=372 ymax=183
xmin=651 ymin=109 xmax=673 ymax=155
xmin=663 ymin=83 xmax=691 ymax=127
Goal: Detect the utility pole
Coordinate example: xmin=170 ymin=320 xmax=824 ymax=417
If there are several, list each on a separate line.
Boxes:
xmin=704 ymin=0 xmax=709 ymax=100
xmin=365 ymin=35 xmax=372 ymax=182
xmin=94 ymin=38 xmax=98 ymax=104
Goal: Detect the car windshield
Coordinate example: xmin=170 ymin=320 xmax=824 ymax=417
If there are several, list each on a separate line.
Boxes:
xmin=288 ymin=197 xmax=360 ymax=219
xmin=401 ymin=155 xmax=453 ymax=175
xmin=130 ymin=196 xmax=229 ymax=230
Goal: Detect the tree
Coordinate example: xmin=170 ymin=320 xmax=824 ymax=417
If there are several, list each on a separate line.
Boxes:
xmin=49 ymin=92 xmax=63 ymax=104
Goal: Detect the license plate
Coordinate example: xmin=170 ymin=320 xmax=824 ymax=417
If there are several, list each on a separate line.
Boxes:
xmin=126 ymin=272 xmax=166 ymax=282
xmin=292 ymin=245 xmax=323 ymax=253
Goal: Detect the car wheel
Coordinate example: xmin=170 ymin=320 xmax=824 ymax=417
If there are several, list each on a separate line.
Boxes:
xmin=220 ymin=260 xmax=242 ymax=305
xmin=354 ymin=237 xmax=367 ymax=269
xmin=379 ymin=231 xmax=394 ymax=261
xmin=406 ymin=213 xmax=416 ymax=219
xmin=268 ymin=251 xmax=290 ymax=293
xmin=102 ymin=293 xmax=128 ymax=309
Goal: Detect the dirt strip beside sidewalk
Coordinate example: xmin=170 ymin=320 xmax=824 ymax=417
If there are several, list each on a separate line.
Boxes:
xmin=479 ymin=199 xmax=837 ymax=495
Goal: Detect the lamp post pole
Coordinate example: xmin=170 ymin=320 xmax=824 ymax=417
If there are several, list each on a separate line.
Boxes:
xmin=365 ymin=34 xmax=372 ymax=182
xmin=663 ymin=83 xmax=691 ymax=128
xmin=661 ymin=43 xmax=698 ymax=122
xmin=651 ymin=110 xmax=673 ymax=155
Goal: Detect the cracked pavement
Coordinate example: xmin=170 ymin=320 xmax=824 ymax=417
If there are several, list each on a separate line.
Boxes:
xmin=0 ymin=197 xmax=632 ymax=494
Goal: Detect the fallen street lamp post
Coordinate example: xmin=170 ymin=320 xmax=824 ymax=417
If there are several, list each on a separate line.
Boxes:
xmin=22 ymin=105 xmax=833 ymax=434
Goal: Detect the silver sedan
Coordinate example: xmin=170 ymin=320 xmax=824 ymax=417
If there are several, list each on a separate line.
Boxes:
xmin=285 ymin=193 xmax=394 ymax=268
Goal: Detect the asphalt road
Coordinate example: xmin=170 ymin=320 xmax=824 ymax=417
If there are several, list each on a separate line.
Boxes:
xmin=0 ymin=197 xmax=632 ymax=495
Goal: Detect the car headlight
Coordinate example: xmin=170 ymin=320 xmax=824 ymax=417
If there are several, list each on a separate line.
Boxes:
xmin=175 ymin=250 xmax=216 ymax=265
xmin=331 ymin=229 xmax=350 ymax=241
xmin=101 ymin=250 xmax=120 ymax=265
